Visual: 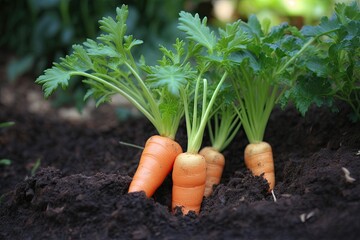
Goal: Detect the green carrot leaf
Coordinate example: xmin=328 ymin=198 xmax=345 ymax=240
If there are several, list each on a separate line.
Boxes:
xmin=301 ymin=16 xmax=340 ymax=37
xmin=247 ymin=15 xmax=263 ymax=38
xmin=36 ymin=65 xmax=72 ymax=97
xmin=215 ymin=21 xmax=253 ymax=58
xmin=335 ymin=2 xmax=360 ymax=22
xmin=178 ymin=11 xmax=216 ymax=53
xmin=147 ymin=64 xmax=194 ymax=96
xmin=98 ymin=5 xmax=128 ymax=52
xmin=283 ymin=74 xmax=333 ymax=115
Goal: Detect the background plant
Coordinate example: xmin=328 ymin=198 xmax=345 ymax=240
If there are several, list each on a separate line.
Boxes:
xmin=285 ymin=2 xmax=360 ymax=121
xmin=0 ymin=0 xmax=188 ymax=110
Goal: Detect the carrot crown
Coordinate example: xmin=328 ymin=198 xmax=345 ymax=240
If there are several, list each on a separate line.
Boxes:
xmin=207 ymin=104 xmax=241 ymax=152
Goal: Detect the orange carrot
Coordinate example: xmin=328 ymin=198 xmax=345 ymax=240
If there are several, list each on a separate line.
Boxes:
xmin=199 ymin=146 xmax=225 ymax=197
xmin=171 ymin=11 xmax=230 ymax=214
xmin=244 ymin=141 xmax=275 ymax=190
xmin=199 ymin=104 xmax=241 ymax=197
xmin=171 ymin=72 xmax=228 ymax=215
xmin=172 ymin=152 xmax=207 ymax=214
xmin=128 ymin=135 xmax=183 ymax=197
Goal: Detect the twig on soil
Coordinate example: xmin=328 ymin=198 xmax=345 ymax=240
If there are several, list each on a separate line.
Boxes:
xmin=271 ymin=190 xmax=277 ymax=202
xmin=342 ymin=167 xmax=356 ymax=183
xmin=300 ymin=210 xmax=317 ymax=223
xmin=119 ymin=141 xmax=144 ymax=150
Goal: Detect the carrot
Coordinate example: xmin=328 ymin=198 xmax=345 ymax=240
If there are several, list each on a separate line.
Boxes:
xmin=173 ymin=10 xmax=235 ymax=214
xmin=199 ymin=147 xmax=225 ymax=197
xmin=244 ymin=141 xmax=275 ymax=190
xmin=199 ymin=103 xmax=241 ymax=197
xmin=172 ymin=152 xmax=207 ymax=214
xmin=128 ymin=135 xmax=182 ymax=197
xmin=171 ymin=70 xmax=228 ymax=214
xmin=229 ymin=13 xmax=327 ymax=193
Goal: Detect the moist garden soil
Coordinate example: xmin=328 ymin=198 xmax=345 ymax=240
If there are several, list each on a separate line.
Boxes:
xmin=1 ymin=78 xmax=360 ymax=239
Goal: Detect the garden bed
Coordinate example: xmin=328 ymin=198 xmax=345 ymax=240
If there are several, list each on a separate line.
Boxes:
xmin=1 ymin=85 xmax=359 ymax=239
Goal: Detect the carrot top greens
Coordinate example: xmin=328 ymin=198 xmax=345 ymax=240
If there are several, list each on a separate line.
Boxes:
xmin=207 ymin=101 xmax=242 ymax=153
xmin=176 ymin=11 xmax=243 ymax=154
xmin=36 ymin=2 xmax=360 ymax=148
xmin=221 ymin=8 xmax=348 ymax=143
xmin=36 ymin=5 xmax=194 ymax=140
xmin=228 ymin=16 xmax=312 ymax=143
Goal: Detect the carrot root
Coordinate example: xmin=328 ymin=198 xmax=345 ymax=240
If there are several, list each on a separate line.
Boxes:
xmin=244 ymin=141 xmax=275 ymax=190
xmin=128 ymin=135 xmax=182 ymax=197
xmin=172 ymin=152 xmax=206 ymax=215
xmin=199 ymin=146 xmax=225 ymax=197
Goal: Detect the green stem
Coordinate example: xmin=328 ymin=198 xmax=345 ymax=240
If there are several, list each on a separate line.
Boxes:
xmin=124 ymin=62 xmax=166 ymax=134
xmin=192 ymin=76 xmax=201 ymax=132
xmin=277 ymin=26 xmax=340 ymax=76
xmin=210 ymin=108 xmax=242 ymax=152
xmin=70 ymin=71 xmax=156 ymax=126
xmin=276 ymin=37 xmax=316 ymax=76
xmin=94 ymin=72 xmax=147 ymax=108
xmin=188 ymin=72 xmax=228 ymax=153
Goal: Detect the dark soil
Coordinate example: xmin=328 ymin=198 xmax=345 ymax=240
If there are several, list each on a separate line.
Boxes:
xmin=1 ymin=78 xmax=360 ymax=239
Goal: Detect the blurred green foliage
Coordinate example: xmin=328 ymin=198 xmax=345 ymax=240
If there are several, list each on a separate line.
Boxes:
xmin=1 ymin=0 xmax=117 ymax=80
xmin=235 ymin=0 xmax=354 ymax=27
xmin=1 ymin=0 xmax=194 ymax=79
xmin=0 ymin=0 xmax=189 ymax=110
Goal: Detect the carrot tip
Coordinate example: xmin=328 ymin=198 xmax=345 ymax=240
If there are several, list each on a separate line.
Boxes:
xmin=128 ymin=135 xmax=183 ymax=197
xmin=244 ymin=141 xmax=275 ymax=191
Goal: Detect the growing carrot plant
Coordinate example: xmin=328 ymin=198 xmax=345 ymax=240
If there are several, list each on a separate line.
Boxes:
xmin=221 ymin=8 xmax=345 ymax=191
xmin=170 ymin=11 xmax=246 ymax=214
xmin=36 ymin=5 xmax=195 ymax=198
